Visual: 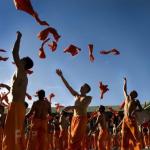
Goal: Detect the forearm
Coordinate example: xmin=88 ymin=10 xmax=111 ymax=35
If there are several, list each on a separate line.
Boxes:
xmin=13 ymin=34 xmax=21 ymax=64
xmin=60 ymin=75 xmax=77 ymax=96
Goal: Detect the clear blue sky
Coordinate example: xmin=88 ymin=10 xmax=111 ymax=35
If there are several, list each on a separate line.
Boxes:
xmin=0 ymin=0 xmax=150 ymax=107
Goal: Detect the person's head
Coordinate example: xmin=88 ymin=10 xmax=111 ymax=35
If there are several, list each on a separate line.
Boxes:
xmin=129 ymin=90 xmax=138 ymax=99
xmin=80 ymin=83 xmax=91 ymax=95
xmin=36 ymin=89 xmax=45 ymax=99
xmin=99 ymin=105 xmax=105 ymax=113
xmin=21 ymin=57 xmax=34 ymax=70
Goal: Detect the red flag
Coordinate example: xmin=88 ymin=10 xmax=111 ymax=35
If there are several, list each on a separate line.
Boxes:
xmin=99 ymin=82 xmax=109 ymax=99
xmin=64 ymin=44 xmax=81 ymax=56
xmin=111 ymin=48 xmax=120 ymax=55
xmin=0 ymin=56 xmax=9 ymax=61
xmin=48 ymin=41 xmax=57 ymax=52
xmin=88 ymin=44 xmax=94 ymax=62
xmin=13 ymin=0 xmax=49 ymax=26
xmin=38 ymin=27 xmax=61 ymax=42
xmin=39 ymin=48 xmax=46 ymax=59
xmin=38 ymin=38 xmax=50 ymax=59
xmin=55 ymin=103 xmax=64 ymax=113
xmin=100 ymin=48 xmax=120 ymax=55
xmin=0 ymin=49 xmax=7 ymax=52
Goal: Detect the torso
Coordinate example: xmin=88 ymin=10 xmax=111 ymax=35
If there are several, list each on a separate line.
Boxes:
xmin=33 ymin=100 xmax=50 ymax=120
xmin=10 ymin=70 xmax=27 ymax=103
xmin=124 ymin=96 xmax=138 ymax=118
xmin=73 ymin=95 xmax=91 ymax=116
xmin=97 ymin=113 xmax=107 ymax=130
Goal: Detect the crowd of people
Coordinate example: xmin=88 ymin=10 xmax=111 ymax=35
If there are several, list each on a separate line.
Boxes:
xmin=0 ymin=31 xmax=150 ymax=150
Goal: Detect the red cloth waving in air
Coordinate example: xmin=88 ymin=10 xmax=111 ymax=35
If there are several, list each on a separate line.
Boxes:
xmin=0 ymin=56 xmax=9 ymax=61
xmin=48 ymin=41 xmax=57 ymax=52
xmin=38 ymin=38 xmax=50 ymax=59
xmin=55 ymin=103 xmax=64 ymax=113
xmin=100 ymin=48 xmax=120 ymax=55
xmin=99 ymin=82 xmax=109 ymax=99
xmin=0 ymin=49 xmax=7 ymax=52
xmin=88 ymin=44 xmax=94 ymax=62
xmin=13 ymin=0 xmax=49 ymax=26
xmin=64 ymin=44 xmax=81 ymax=56
xmin=38 ymin=27 xmax=61 ymax=42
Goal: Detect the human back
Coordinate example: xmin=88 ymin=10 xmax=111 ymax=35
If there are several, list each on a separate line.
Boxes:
xmin=33 ymin=100 xmax=51 ymax=120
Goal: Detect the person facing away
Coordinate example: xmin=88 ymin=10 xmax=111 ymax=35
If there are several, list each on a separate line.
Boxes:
xmin=25 ymin=89 xmax=51 ymax=150
xmin=93 ymin=105 xmax=109 ymax=150
xmin=56 ymin=69 xmax=92 ymax=150
xmin=121 ymin=77 xmax=143 ymax=150
xmin=2 ymin=31 xmax=34 ymax=150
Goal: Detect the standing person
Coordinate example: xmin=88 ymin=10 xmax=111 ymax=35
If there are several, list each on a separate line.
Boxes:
xmin=93 ymin=105 xmax=109 ymax=150
xmin=26 ymin=89 xmax=51 ymax=150
xmin=121 ymin=77 xmax=143 ymax=150
xmin=2 ymin=31 xmax=34 ymax=150
xmin=59 ymin=110 xmax=70 ymax=150
xmin=56 ymin=69 xmax=92 ymax=150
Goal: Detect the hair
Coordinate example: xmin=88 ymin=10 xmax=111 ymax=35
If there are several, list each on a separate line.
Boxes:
xmin=130 ymin=90 xmax=138 ymax=99
xmin=36 ymin=89 xmax=45 ymax=99
xmin=21 ymin=57 xmax=34 ymax=70
xmin=99 ymin=105 xmax=105 ymax=112
xmin=84 ymin=83 xmax=91 ymax=93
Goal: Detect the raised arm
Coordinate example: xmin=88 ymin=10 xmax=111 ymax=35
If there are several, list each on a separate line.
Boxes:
xmin=56 ymin=69 xmax=78 ymax=96
xmin=26 ymin=102 xmax=36 ymax=119
xmin=12 ymin=31 xmax=22 ymax=68
xmin=123 ymin=77 xmax=128 ymax=100
xmin=136 ymin=100 xmax=143 ymax=111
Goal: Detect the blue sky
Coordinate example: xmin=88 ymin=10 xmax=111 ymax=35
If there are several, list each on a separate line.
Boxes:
xmin=0 ymin=0 xmax=150 ymax=107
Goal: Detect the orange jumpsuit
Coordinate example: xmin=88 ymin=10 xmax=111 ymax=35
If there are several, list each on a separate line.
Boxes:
xmin=26 ymin=118 xmax=48 ymax=150
xmin=2 ymin=102 xmax=25 ymax=150
xmin=121 ymin=116 xmax=141 ymax=150
xmin=69 ymin=116 xmax=87 ymax=150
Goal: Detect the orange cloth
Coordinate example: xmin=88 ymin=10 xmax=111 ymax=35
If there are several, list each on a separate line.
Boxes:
xmin=13 ymin=0 xmax=49 ymax=26
xmin=121 ymin=116 xmax=141 ymax=150
xmin=59 ymin=129 xmax=68 ymax=149
xmin=26 ymin=118 xmax=48 ymax=150
xmin=54 ymin=130 xmax=60 ymax=150
xmin=98 ymin=128 xmax=108 ymax=150
xmin=69 ymin=116 xmax=87 ymax=150
xmin=0 ymin=127 xmax=3 ymax=150
xmin=2 ymin=102 xmax=25 ymax=150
